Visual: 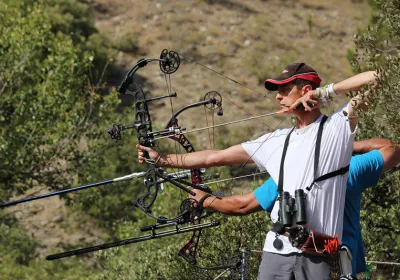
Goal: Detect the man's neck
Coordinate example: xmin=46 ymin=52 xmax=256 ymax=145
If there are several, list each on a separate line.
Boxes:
xmin=295 ymin=110 xmax=322 ymax=129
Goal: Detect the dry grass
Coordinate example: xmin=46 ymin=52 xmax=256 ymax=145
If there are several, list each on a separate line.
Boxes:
xmin=88 ymin=0 xmax=373 ymax=152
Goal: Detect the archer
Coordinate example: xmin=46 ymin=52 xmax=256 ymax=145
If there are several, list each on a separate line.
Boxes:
xmin=137 ymin=62 xmax=378 ymax=279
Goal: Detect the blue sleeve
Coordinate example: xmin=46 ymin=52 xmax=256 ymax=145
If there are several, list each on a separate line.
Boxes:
xmin=253 ymin=177 xmax=278 ymax=212
xmin=347 ymin=150 xmax=384 ymax=192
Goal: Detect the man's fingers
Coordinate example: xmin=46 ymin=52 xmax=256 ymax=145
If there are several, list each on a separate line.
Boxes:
xmin=307 ymin=99 xmax=319 ymax=111
xmin=136 ymin=144 xmax=151 ymax=151
xmin=309 ymin=100 xmax=320 ymax=111
xmin=290 ymin=100 xmax=301 ymax=110
xmin=303 ymin=101 xmax=312 ymax=111
xmin=137 ymin=144 xmax=149 ymax=164
xmin=308 ymin=99 xmax=319 ymax=105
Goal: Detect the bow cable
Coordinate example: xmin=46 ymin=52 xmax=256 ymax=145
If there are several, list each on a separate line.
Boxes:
xmin=154 ymin=110 xmax=288 ymax=141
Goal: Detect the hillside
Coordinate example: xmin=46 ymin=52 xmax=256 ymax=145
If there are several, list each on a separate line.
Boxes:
xmin=90 ymin=0 xmax=371 ymax=147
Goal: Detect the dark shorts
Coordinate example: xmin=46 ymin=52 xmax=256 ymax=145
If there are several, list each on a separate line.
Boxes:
xmin=257 ymin=251 xmax=331 ymax=280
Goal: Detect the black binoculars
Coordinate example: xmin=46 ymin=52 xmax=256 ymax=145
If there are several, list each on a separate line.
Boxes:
xmin=278 ymin=189 xmax=307 ymax=227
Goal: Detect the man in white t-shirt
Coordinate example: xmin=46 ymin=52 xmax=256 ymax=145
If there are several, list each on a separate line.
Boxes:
xmin=137 ymin=63 xmax=377 ymax=279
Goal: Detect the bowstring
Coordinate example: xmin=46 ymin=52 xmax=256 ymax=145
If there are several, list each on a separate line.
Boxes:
xmin=155 ymin=52 xmax=288 ymax=192
xmin=164 ymin=72 xmax=186 ymax=204
xmin=204 ymin=106 xmax=213 ymax=150
xmin=156 ymin=72 xmax=191 ymax=214
xmin=204 ymin=106 xmax=218 ymax=178
xmin=221 ymin=94 xmax=275 ymax=131
xmin=176 ymin=52 xmax=275 ymax=101
xmin=206 ymin=114 xmax=290 ymax=201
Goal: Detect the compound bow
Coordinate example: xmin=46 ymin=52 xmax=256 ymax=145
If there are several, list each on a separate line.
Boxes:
xmin=109 ymin=49 xmax=244 ymax=270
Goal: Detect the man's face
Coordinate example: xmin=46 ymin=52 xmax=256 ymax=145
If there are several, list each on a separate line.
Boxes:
xmin=276 ymin=83 xmax=302 ymax=109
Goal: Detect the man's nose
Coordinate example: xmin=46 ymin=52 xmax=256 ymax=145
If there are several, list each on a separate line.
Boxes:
xmin=276 ymin=93 xmax=283 ymax=100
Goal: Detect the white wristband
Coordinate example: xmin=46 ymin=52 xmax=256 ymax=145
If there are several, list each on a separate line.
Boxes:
xmin=316 ymin=87 xmax=322 ymax=99
xmin=316 ymin=87 xmax=328 ymax=104
xmin=327 ymin=83 xmax=337 ymax=97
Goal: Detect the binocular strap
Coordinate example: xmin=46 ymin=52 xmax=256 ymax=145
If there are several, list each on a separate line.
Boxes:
xmin=274 ymin=114 xmax=350 ymax=252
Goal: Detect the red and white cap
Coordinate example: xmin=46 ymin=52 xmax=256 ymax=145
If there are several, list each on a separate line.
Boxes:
xmin=264 ymin=63 xmax=321 ymax=91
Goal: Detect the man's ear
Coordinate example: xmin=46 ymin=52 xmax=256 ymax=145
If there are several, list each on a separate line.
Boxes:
xmin=301 ymin=84 xmax=313 ymax=96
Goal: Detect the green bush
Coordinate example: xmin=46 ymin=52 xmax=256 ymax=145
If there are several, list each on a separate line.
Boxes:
xmin=350 ymin=0 xmax=400 ymax=278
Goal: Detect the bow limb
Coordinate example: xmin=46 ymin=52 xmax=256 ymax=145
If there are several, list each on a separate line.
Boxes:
xmin=166 ymin=123 xmax=204 ymax=265
xmin=132 ymin=84 xmax=160 ymax=212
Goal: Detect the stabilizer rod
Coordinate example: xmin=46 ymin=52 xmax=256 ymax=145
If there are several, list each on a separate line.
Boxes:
xmin=46 ymin=221 xmax=220 ymax=260
xmin=0 ymin=170 xmax=191 ymax=208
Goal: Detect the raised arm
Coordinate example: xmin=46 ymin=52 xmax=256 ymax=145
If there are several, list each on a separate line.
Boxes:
xmin=289 ymin=71 xmax=377 ymax=131
xmin=334 ymin=71 xmax=377 ymax=118
xmin=332 ymin=71 xmax=377 ymax=95
xmin=137 ymin=143 xmax=253 ymax=169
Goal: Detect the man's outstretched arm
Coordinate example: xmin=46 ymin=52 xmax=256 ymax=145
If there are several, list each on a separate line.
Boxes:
xmin=353 ymin=139 xmax=391 ymax=154
xmin=193 ymin=191 xmax=263 ymax=216
xmin=137 ymin=143 xmax=253 ymax=169
xmin=354 ymin=139 xmax=400 ymax=172
xmin=379 ymin=142 xmax=400 ymax=172
xmin=191 ymin=178 xmax=278 ymax=215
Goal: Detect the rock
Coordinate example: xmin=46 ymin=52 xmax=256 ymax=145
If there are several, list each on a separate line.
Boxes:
xmin=52 ymin=215 xmax=64 ymax=223
xmin=244 ymin=40 xmax=252 ymax=46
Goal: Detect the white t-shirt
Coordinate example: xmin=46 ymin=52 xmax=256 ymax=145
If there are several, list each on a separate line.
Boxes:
xmin=241 ymin=103 xmax=356 ymax=254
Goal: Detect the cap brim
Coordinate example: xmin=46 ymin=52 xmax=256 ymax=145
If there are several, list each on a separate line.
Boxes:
xmin=264 ymin=76 xmax=298 ymax=91
xmin=264 ymin=73 xmax=321 ymax=91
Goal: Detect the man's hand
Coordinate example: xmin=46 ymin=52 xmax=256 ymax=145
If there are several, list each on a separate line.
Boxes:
xmin=189 ymin=189 xmax=206 ymax=201
xmin=189 ymin=189 xmax=208 ymax=202
xmin=136 ymin=144 xmax=160 ymax=164
xmin=290 ymin=90 xmax=320 ymax=111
